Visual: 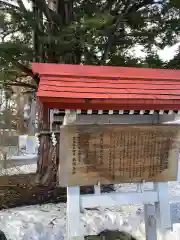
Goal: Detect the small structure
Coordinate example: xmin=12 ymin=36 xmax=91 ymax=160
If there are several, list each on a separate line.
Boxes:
xmin=33 ymin=63 xmax=180 ymax=240
xmin=0 ymin=132 xmax=19 ymax=170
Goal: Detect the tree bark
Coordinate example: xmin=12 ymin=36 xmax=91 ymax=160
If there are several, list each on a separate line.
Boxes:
xmin=34 ymin=103 xmax=60 ymax=186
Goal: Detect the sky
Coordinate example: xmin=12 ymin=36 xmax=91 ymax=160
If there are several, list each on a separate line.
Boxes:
xmin=133 ymin=42 xmax=180 ymax=62
xmin=158 ymin=43 xmax=180 ymax=61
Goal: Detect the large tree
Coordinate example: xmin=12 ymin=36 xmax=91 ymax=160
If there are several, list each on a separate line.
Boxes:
xmin=0 ymin=0 xmax=180 ymax=186
xmin=1 ymin=0 xmax=180 ymax=78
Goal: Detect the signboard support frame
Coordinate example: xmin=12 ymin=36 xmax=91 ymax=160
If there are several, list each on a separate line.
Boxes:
xmin=66 ymin=182 xmax=172 ymax=240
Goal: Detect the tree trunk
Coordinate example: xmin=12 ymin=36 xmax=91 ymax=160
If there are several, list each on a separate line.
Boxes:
xmin=34 ymin=132 xmax=60 ymax=186
xmin=34 ymin=103 xmax=60 ymax=186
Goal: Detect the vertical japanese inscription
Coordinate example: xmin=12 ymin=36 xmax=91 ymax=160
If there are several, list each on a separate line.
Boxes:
xmin=108 ymin=132 xmax=112 ymax=177
xmin=93 ymin=134 xmax=97 ymax=168
xmin=99 ymin=133 xmax=104 ymax=165
xmin=112 ymin=131 xmax=116 ymax=180
xmin=126 ymin=130 xmax=130 ymax=178
xmin=135 ymin=130 xmax=141 ymax=178
xmin=161 ymin=132 xmax=170 ymax=171
xmin=119 ymin=130 xmax=123 ymax=177
xmin=83 ymin=133 xmax=90 ymax=173
xmin=122 ymin=130 xmax=126 ymax=178
xmin=140 ymin=131 xmax=144 ymax=178
xmin=131 ymin=131 xmax=136 ymax=178
xmin=77 ymin=132 xmax=81 ymax=163
xmin=90 ymin=137 xmax=97 ymax=172
xmin=72 ymin=135 xmax=76 ymax=175
xmin=150 ymin=130 xmax=157 ymax=177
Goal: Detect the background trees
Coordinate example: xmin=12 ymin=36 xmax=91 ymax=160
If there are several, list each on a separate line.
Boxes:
xmin=1 ymin=0 xmax=180 ymax=82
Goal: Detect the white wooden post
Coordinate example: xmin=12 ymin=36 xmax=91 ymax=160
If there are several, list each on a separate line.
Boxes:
xmin=154 ymin=182 xmax=172 ymax=234
xmin=136 ymin=183 xmax=158 ymax=240
xmin=144 ymin=204 xmax=157 ymax=240
xmin=67 ymin=186 xmax=84 ymax=240
xmin=94 ymin=184 xmax=101 ymax=195
xmin=50 ymin=109 xmax=54 ymax=132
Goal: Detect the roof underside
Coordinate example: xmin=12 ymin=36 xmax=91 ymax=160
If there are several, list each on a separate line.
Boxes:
xmin=32 ymin=63 xmax=180 ymax=110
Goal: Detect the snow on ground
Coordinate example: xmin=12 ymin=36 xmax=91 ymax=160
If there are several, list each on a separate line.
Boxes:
xmin=1 ymin=179 xmax=180 ymax=239
xmin=0 ymin=189 xmax=179 ymax=240
xmin=0 ymin=163 xmax=37 ymax=176
xmin=0 ymin=163 xmax=180 ymax=239
xmin=0 ymin=153 xmax=180 ymax=239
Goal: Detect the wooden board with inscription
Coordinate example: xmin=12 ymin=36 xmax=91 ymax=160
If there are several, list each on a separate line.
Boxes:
xmin=59 ymin=124 xmax=180 ymax=186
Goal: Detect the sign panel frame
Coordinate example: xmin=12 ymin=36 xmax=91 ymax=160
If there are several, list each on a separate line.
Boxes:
xmin=59 ymin=124 xmax=180 ymax=187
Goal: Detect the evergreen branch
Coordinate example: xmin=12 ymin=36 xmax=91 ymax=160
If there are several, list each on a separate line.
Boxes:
xmin=2 ymin=27 xmax=22 ymax=41
xmin=127 ymin=0 xmax=158 ymax=13
xmin=100 ymin=0 xmax=159 ymax=64
xmin=100 ymin=3 xmax=132 ymax=64
xmin=2 ymin=54 xmax=37 ymax=83
xmin=1 ymin=4 xmax=39 ymax=34
xmin=6 ymin=81 xmax=37 ymax=89
xmin=84 ymin=47 xmax=100 ymax=64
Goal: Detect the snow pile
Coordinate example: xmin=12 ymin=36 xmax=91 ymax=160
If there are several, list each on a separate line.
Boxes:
xmin=0 ymin=203 xmax=150 ymax=240
xmin=0 ymin=163 xmax=37 ymax=176
xmin=0 ymin=204 xmax=66 ymax=240
xmin=0 ymin=201 xmax=179 ymax=240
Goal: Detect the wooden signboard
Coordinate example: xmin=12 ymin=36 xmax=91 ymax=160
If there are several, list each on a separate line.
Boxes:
xmin=59 ymin=124 xmax=180 ymax=186
xmin=0 ymin=134 xmax=19 ymax=158
xmin=0 ymin=135 xmax=19 ymax=147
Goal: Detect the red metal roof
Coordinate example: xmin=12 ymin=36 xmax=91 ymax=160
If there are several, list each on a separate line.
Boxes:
xmin=32 ymin=63 xmax=180 ymax=110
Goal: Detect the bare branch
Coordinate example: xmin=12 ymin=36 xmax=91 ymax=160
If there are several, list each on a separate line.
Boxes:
xmin=0 ymin=0 xmax=19 ymax=10
xmin=2 ymin=56 xmax=39 ymax=85
xmin=34 ymin=0 xmax=53 ymax=22
xmin=11 ymin=60 xmax=34 ymax=77
xmin=16 ymin=0 xmax=27 ymax=12
xmin=33 ymin=0 xmax=61 ymax=25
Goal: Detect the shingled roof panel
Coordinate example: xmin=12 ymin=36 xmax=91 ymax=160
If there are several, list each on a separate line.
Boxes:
xmin=32 ymin=63 xmax=180 ymax=110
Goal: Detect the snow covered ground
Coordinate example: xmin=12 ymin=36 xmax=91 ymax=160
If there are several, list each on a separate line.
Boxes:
xmin=0 ymin=162 xmax=37 ymax=176
xmin=0 ymin=185 xmax=180 ymax=240
xmin=1 ymin=141 xmax=180 ymax=239
xmin=1 ymin=170 xmax=180 ymax=239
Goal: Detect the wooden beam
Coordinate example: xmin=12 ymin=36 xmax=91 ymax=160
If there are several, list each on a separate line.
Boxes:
xmin=80 ymin=191 xmax=158 ymax=209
